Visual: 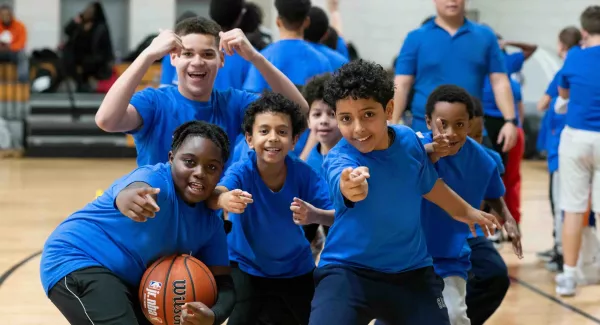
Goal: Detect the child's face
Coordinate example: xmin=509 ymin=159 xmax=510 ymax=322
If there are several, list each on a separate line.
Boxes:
xmin=172 ymin=33 xmax=224 ymax=99
xmin=335 ymin=97 xmax=393 ymax=153
xmin=468 ymin=117 xmax=484 ymax=144
xmin=308 ymin=100 xmax=342 ymax=147
xmin=557 ymin=40 xmax=568 ymax=59
xmin=168 ymin=136 xmax=224 ymax=204
xmin=426 ymin=101 xmax=470 ymax=156
xmin=246 ymin=112 xmax=297 ymax=165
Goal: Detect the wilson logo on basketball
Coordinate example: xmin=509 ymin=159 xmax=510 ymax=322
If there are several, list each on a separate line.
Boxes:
xmin=172 ymin=280 xmax=187 ymax=325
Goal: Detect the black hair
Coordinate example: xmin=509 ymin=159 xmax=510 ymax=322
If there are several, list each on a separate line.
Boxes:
xmin=242 ymin=91 xmax=307 ymax=137
xmin=175 ymin=17 xmax=222 ymax=44
xmin=209 ymin=0 xmax=244 ymax=30
xmin=171 ymin=121 xmax=230 ymax=163
xmin=559 ymin=26 xmax=582 ymax=49
xmin=90 ymin=2 xmax=108 ymax=24
xmin=303 ymin=73 xmax=332 ymax=108
xmin=322 ymin=26 xmax=338 ymax=50
xmin=581 ymin=6 xmax=600 ymax=35
xmin=323 ymin=59 xmax=393 ymax=111
xmin=238 ymin=3 xmax=263 ymax=34
xmin=304 ymin=6 xmax=329 ymax=43
xmin=275 ymin=0 xmax=311 ymax=30
xmin=425 ymin=85 xmax=474 ymax=119
xmin=176 ymin=11 xmax=198 ymax=25
xmin=471 ymin=96 xmax=484 ymax=118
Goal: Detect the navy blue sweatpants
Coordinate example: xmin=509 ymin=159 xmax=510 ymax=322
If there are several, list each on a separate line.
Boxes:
xmin=465 ymin=237 xmax=510 ymax=325
xmin=309 ymin=265 xmax=450 ymax=325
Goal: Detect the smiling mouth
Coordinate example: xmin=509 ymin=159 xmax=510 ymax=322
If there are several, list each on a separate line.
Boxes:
xmin=188 ymin=72 xmax=207 ymax=79
xmin=188 ymin=181 xmax=205 ymax=194
xmin=355 ymin=135 xmax=371 ymax=142
xmin=264 ymin=147 xmax=281 ymax=153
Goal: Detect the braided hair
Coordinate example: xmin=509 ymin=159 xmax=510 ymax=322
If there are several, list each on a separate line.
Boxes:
xmin=171 ymin=121 xmax=230 ymax=163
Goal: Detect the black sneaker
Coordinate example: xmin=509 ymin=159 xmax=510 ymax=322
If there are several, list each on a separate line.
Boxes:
xmin=537 ymin=248 xmax=555 ymax=262
xmin=546 ymin=252 xmax=564 ymax=272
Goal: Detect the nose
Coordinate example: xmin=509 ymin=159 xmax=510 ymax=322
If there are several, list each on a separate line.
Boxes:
xmin=353 ymin=121 xmax=366 ymax=135
xmin=191 ymin=54 xmax=205 ymax=66
xmin=192 ymin=165 xmax=206 ymax=180
xmin=267 ymin=130 xmax=279 ymax=142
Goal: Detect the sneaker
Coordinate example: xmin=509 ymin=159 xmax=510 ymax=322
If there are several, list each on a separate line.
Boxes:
xmin=537 ymin=248 xmax=555 ymax=262
xmin=545 ymin=253 xmax=564 ymax=272
xmin=555 ymin=273 xmax=577 ymax=296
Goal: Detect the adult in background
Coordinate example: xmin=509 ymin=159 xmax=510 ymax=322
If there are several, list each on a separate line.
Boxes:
xmin=0 ymin=4 xmax=28 ymax=82
xmin=393 ymin=0 xmax=517 ymax=153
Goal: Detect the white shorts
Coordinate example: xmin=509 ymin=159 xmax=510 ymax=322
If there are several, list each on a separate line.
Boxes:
xmin=558 ymin=126 xmax=600 ymax=213
xmin=442 ymin=276 xmax=470 ymax=325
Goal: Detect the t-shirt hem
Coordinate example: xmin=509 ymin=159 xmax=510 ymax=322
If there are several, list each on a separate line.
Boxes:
xmin=43 ymin=261 xmax=103 ymax=296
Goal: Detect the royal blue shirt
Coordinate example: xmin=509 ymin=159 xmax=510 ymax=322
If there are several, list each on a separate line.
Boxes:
xmin=243 ymin=39 xmax=332 ymax=92
xmin=336 ymin=36 xmax=349 ymax=59
xmin=395 ymin=19 xmax=506 ymax=132
xmin=481 ymin=77 xmax=523 ymax=124
xmin=129 ymin=87 xmax=259 ymax=167
xmin=319 ymin=125 xmax=438 ymax=273
xmin=159 ymin=54 xmax=176 ymax=87
xmin=40 ymin=163 xmax=228 ymax=295
xmin=305 ymin=143 xmax=326 ymax=176
xmin=219 ymin=150 xmax=332 ymax=278
xmin=559 ymin=45 xmax=600 ymax=132
xmin=310 ymin=42 xmax=348 ymax=71
xmin=472 ymin=146 xmax=505 ymax=238
xmin=419 ymin=133 xmax=505 ymax=279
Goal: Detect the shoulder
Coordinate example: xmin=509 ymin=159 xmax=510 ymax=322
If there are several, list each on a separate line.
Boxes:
xmin=465 ymin=138 xmax=496 ymax=168
xmin=392 ymin=125 xmax=423 ymax=145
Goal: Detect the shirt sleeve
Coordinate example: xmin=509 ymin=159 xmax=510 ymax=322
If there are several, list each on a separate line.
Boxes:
xmin=112 ymin=167 xmax=172 ymax=207
xmin=304 ymin=167 xmax=334 ymax=210
xmin=128 ymin=88 xmax=160 ymax=139
xmin=505 ymin=52 xmax=525 ymax=74
xmin=545 ymin=72 xmax=560 ymax=97
xmin=395 ymin=31 xmax=419 ymax=76
xmin=195 ymin=218 xmax=230 ymax=267
xmin=413 ymin=133 xmax=439 ymax=195
xmin=218 ymin=161 xmax=245 ymax=190
xmin=323 ymin=150 xmax=360 ymax=210
xmin=487 ymin=33 xmax=507 ymax=74
xmin=558 ymin=57 xmax=573 ymax=89
xmin=484 ymin=167 xmax=506 ymax=199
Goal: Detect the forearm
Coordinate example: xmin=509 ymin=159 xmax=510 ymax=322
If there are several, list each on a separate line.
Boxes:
xmin=483 ymin=197 xmax=513 ymax=224
xmin=210 ymin=275 xmax=235 ymax=325
xmin=518 ymin=102 xmax=525 ymax=126
xmin=505 ymin=41 xmax=537 ymax=58
xmin=95 ymin=52 xmax=155 ymax=131
xmin=299 ymin=130 xmax=318 ymax=161
xmin=207 ymin=186 xmax=229 ymax=210
xmin=391 ymin=77 xmax=413 ymax=124
xmin=250 ymin=55 xmax=309 ymax=113
xmin=490 ymin=74 xmax=516 ymax=119
xmin=537 ymin=94 xmax=551 ymax=111
xmin=314 ymin=209 xmax=335 ymax=227
xmin=423 ymin=179 xmax=471 ymax=218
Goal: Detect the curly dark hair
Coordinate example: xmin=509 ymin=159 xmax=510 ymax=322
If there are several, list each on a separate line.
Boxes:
xmin=275 ymin=0 xmax=311 ymax=30
xmin=425 ymin=85 xmax=474 ymax=119
xmin=323 ymin=59 xmax=394 ymax=111
xmin=242 ymin=91 xmax=307 ymax=137
xmin=303 ymin=73 xmax=332 ymax=108
xmin=171 ymin=120 xmax=230 ymax=163
xmin=175 ymin=17 xmax=222 ymax=44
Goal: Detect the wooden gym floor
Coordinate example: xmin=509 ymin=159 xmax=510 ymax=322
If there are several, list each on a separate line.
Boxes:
xmin=1 ymin=158 xmax=599 ymax=325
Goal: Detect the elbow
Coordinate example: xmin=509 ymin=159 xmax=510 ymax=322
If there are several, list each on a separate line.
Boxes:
xmin=95 ymin=110 xmax=115 ymax=132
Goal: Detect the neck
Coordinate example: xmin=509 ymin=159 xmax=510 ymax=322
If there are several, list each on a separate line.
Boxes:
xmin=585 ymin=35 xmax=600 ymax=48
xmin=435 ymin=15 xmax=464 ymax=32
xmin=256 ymin=158 xmax=286 ymax=188
xmin=320 ymin=136 xmax=342 ymax=155
xmin=374 ymin=127 xmax=392 ymax=151
xmin=279 ymin=28 xmax=304 ymax=40
xmin=178 ymin=84 xmax=212 ymax=102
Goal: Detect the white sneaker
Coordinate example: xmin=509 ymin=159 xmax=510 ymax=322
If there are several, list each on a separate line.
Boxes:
xmin=555 ymin=273 xmax=577 ymax=296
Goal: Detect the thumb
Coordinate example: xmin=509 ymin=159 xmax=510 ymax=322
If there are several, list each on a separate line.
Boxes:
xmin=293 ymin=197 xmax=308 ymax=207
xmin=230 ymin=189 xmax=243 ymax=196
xmin=341 ymin=167 xmax=353 ymax=181
xmin=353 ymin=166 xmax=370 ymax=179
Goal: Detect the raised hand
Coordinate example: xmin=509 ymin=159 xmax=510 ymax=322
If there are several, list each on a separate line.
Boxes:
xmin=115 ymin=187 xmax=160 ymax=222
xmin=218 ymin=189 xmax=253 ymax=214
xmin=430 ymin=118 xmax=457 ymax=159
xmin=340 ymin=166 xmax=370 ymax=202
xmin=219 ymin=28 xmax=260 ymax=62
xmin=143 ymin=29 xmax=184 ymax=61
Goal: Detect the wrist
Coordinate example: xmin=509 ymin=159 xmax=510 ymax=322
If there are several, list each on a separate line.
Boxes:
xmin=139 ymin=49 xmax=161 ymax=64
xmin=504 ymin=118 xmax=518 ymax=126
xmin=249 ymin=52 xmax=265 ymax=65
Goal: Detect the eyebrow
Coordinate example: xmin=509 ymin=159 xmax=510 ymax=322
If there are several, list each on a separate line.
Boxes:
xmin=258 ymin=124 xmax=290 ymax=128
xmin=181 ymin=153 xmax=222 ymax=163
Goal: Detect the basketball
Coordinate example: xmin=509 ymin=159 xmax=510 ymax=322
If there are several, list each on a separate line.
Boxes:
xmin=139 ymin=254 xmax=217 ymax=325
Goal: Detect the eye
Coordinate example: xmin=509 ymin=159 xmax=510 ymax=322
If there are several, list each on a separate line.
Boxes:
xmin=278 ymin=129 xmax=288 ymax=135
xmin=182 ymin=52 xmax=193 ymax=57
xmin=339 ymin=115 xmax=350 ymax=123
xmin=202 ymin=52 xmax=216 ymax=59
xmin=259 ymin=129 xmax=268 ymax=135
xmin=457 ymin=122 xmax=465 ymax=128
xmin=208 ymin=164 xmax=217 ymax=171
xmin=184 ymin=159 xmax=195 ymax=167
xmin=312 ymin=112 xmax=321 ymax=118
xmin=364 ymin=111 xmax=375 ymax=118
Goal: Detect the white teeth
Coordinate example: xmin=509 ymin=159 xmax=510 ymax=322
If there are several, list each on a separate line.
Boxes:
xmin=357 ymin=136 xmax=370 ymax=142
xmin=265 ymin=148 xmax=280 ymax=152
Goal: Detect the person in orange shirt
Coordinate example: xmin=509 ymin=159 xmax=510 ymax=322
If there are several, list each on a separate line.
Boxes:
xmin=0 ymin=4 xmax=28 ymax=82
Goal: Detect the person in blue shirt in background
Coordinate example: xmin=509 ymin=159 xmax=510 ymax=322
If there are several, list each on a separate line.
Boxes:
xmin=417 ymin=85 xmax=522 ymax=325
xmin=242 ymin=0 xmax=333 ymax=159
xmin=208 ymin=92 xmax=334 ymax=325
xmin=309 ymin=60 xmax=500 ymax=325
xmin=40 ymin=121 xmax=235 ymax=325
xmin=300 ymin=73 xmax=342 ymax=260
xmin=304 ymin=6 xmax=348 ymax=71
xmin=392 ymin=0 xmax=517 ymax=153
xmin=94 ymin=16 xmax=308 ymax=169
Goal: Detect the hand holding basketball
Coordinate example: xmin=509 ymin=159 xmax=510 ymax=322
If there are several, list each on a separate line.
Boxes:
xmin=144 ymin=29 xmax=183 ymax=61
xmin=218 ymin=189 xmax=253 ymax=214
xmin=116 ymin=187 xmax=160 ymax=222
xmin=219 ymin=29 xmax=260 ymax=62
xmin=290 ymin=197 xmax=317 ymax=225
xmin=340 ymin=166 xmax=370 ymax=202
xmin=181 ymin=302 xmax=215 ymax=325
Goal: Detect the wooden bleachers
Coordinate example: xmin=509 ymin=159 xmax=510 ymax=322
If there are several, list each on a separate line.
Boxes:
xmin=114 ymin=62 xmax=162 ymax=92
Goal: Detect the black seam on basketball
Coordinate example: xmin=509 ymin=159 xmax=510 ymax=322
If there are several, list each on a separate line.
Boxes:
xmin=184 ymin=256 xmax=197 ymax=302
xmin=186 ymin=258 xmax=217 ymax=301
xmin=163 ymin=255 xmax=178 ymax=325
xmin=141 ymin=255 xmax=169 ymax=302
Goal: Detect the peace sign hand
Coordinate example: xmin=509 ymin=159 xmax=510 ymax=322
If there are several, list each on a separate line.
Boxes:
xmin=430 ymin=118 xmax=458 ymax=159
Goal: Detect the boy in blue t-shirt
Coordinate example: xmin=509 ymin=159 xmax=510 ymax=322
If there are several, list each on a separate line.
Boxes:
xmin=208 ymin=92 xmax=334 ymax=325
xmin=300 ymin=73 xmax=343 ymax=259
xmin=95 ymin=17 xmax=308 ymax=168
xmin=555 ymin=6 xmax=600 ymax=297
xmin=40 ymin=121 xmax=235 ymax=325
xmin=304 ymin=6 xmax=349 ymax=71
xmin=310 ymin=60 xmax=500 ymax=325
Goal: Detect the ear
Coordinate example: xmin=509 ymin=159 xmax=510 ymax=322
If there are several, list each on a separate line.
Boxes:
xmin=384 ymin=99 xmax=394 ymax=122
xmin=302 ymin=17 xmax=311 ymax=31
xmin=168 ymin=151 xmax=174 ymax=164
xmin=275 ymin=17 xmax=283 ymax=29
xmin=245 ymin=132 xmax=254 ymax=150
xmin=425 ymin=115 xmax=432 ymax=130
xmin=170 ymin=52 xmax=177 ymax=66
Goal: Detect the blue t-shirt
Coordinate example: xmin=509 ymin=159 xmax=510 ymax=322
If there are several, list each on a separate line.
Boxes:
xmin=310 ymin=42 xmax=348 ymax=71
xmin=559 ymin=45 xmax=600 ymax=132
xmin=336 ymin=36 xmax=349 ymax=59
xmin=40 ymin=163 xmax=228 ymax=295
xmin=159 ymin=54 xmax=176 ymax=87
xmin=219 ymin=150 xmax=332 ymax=278
xmin=504 ymin=52 xmax=525 ymax=75
xmin=481 ymin=77 xmax=523 ymax=123
xmin=243 ymin=39 xmax=332 ymax=92
xmin=319 ymin=125 xmax=438 ymax=273
xmin=129 ymin=87 xmax=259 ymax=167
xmin=419 ymin=133 xmax=505 ymax=279
xmin=305 ymin=143 xmax=326 ymax=176
xmin=536 ymin=71 xmax=566 ymax=173
xmin=395 ymin=19 xmax=506 ymax=132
